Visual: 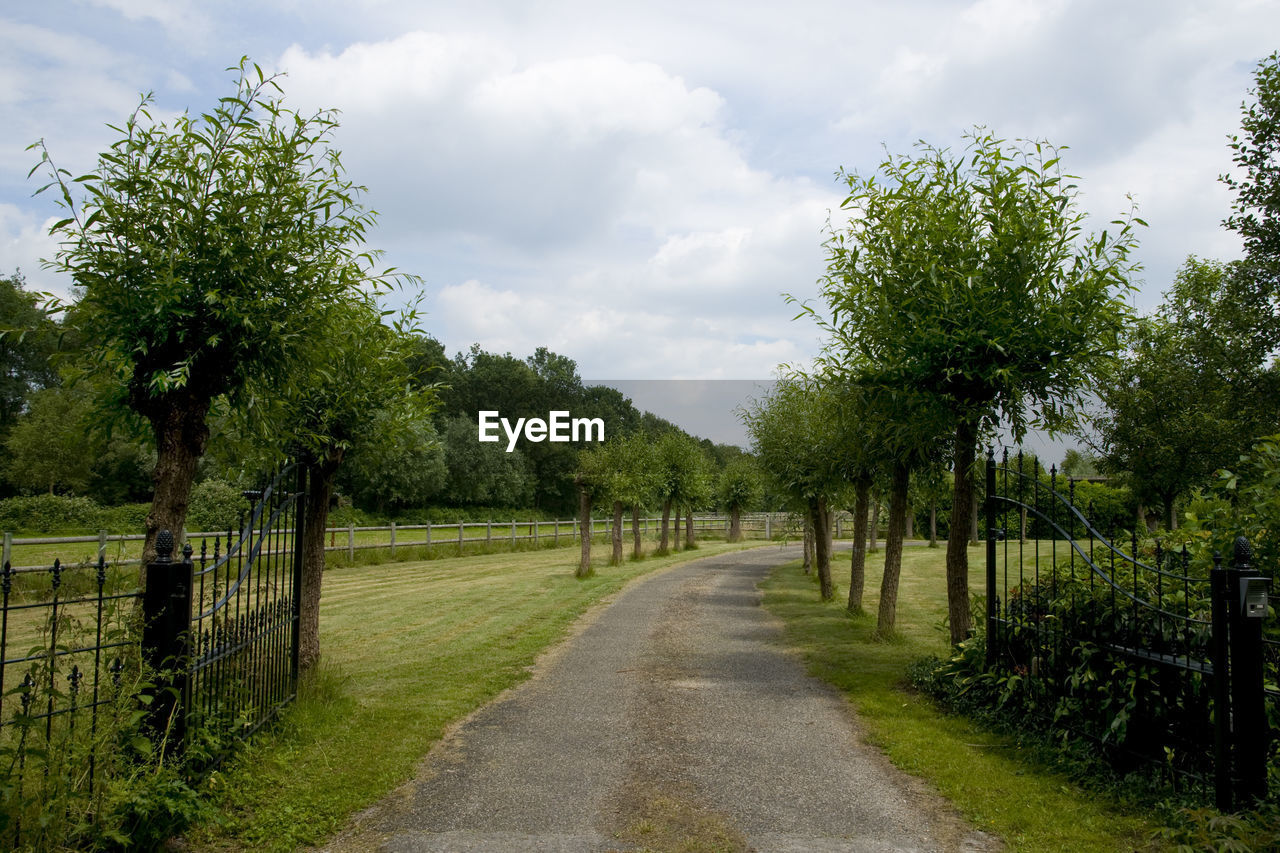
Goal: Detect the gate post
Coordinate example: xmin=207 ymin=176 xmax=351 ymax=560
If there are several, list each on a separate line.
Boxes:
xmin=141 ymin=530 xmax=193 ymax=750
xmin=1211 ymin=551 xmax=1233 ymax=810
xmin=985 ymin=448 xmax=998 ymax=668
xmin=1227 ymin=536 xmax=1270 ymax=805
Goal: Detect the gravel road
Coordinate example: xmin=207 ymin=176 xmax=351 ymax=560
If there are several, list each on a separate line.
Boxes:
xmin=324 ymin=545 xmax=998 ymax=852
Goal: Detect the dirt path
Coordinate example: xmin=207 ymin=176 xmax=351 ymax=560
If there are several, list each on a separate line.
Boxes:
xmin=323 ymin=546 xmax=998 ymax=852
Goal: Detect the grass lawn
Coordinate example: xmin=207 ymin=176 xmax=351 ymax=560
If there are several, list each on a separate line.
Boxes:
xmin=183 ymin=536 xmax=767 ymax=851
xmin=760 ymin=543 xmax=1163 ymax=852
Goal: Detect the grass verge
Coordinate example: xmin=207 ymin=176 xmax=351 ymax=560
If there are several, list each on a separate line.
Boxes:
xmin=183 ymin=538 xmax=766 ymax=851
xmin=759 ymin=543 xmax=1162 ymax=852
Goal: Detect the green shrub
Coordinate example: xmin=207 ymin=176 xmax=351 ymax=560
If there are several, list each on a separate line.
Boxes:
xmin=186 ymin=479 xmax=250 ymax=534
xmin=0 ymin=493 xmax=105 ymax=533
xmin=913 ymin=559 xmax=1219 ymax=785
xmin=95 ymin=502 xmax=151 ymax=535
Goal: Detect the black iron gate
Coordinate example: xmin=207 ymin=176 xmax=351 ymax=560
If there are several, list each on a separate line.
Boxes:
xmin=143 ymin=462 xmax=307 ymax=754
xmin=984 ymin=448 xmax=1271 ymax=809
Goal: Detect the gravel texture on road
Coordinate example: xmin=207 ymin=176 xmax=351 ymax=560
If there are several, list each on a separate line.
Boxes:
xmin=323 ymin=545 xmax=999 ymax=853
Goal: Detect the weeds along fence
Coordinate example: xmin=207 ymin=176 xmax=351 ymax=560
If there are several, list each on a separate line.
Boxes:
xmin=984 ymin=448 xmax=1273 ymax=810
xmin=0 ymin=465 xmax=305 ymax=849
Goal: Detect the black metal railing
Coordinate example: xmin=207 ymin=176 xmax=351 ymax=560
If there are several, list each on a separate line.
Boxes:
xmin=0 ymin=551 xmax=142 ymax=848
xmin=1 ymin=464 xmax=306 ymax=846
xmin=985 ymin=447 xmax=1271 ymax=809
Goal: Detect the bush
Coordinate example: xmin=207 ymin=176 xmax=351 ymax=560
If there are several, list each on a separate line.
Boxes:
xmin=0 ymin=493 xmax=105 ymax=533
xmin=96 ymin=502 xmax=151 ymax=534
xmin=913 ymin=561 xmax=1218 ymax=785
xmin=186 ymin=479 xmax=250 ymax=534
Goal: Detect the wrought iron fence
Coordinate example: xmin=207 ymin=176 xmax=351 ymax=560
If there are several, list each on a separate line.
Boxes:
xmin=0 ymin=549 xmax=143 ymax=847
xmin=0 ymin=464 xmax=305 ymax=847
xmin=985 ymin=448 xmax=1272 ymax=809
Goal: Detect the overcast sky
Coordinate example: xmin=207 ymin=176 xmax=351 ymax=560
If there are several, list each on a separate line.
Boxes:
xmin=2 ymin=0 xmax=1275 ymax=390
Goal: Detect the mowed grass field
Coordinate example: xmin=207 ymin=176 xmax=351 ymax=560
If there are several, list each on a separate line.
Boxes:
xmin=184 ymin=535 xmax=769 ymax=851
xmin=761 ymin=543 xmax=1163 ymax=852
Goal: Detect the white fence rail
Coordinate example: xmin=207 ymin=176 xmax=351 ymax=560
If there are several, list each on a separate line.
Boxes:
xmin=2 ymin=512 xmax=800 ymax=572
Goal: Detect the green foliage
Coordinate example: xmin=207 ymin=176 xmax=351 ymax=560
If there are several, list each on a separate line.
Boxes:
xmin=2 ymin=385 xmax=94 ymax=495
xmin=1093 ymin=257 xmax=1280 ymax=527
xmin=437 ymin=414 xmax=535 ymax=507
xmin=0 ymin=493 xmax=105 ymax=532
xmin=186 ymin=478 xmax=250 ymax=533
xmin=0 ymin=271 xmax=58 ymax=443
xmin=1156 ymin=803 xmax=1280 ymax=852
xmin=340 ymin=411 xmax=448 ymax=512
xmin=741 ymin=379 xmax=850 ymax=507
xmin=652 ymin=431 xmax=713 ymax=511
xmin=815 ymin=130 xmax=1141 ymax=438
xmin=1061 ymin=449 xmax=1101 ymax=479
xmin=33 ymin=59 xmax=398 ymax=417
xmin=717 ymin=455 xmax=763 ymax=512
xmin=0 ymin=597 xmax=213 ymax=852
xmin=1223 ymin=50 xmax=1280 ymax=348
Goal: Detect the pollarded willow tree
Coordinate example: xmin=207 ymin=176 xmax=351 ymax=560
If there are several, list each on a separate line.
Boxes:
xmin=238 ymin=299 xmax=435 ymax=671
xmin=814 ymin=131 xmax=1142 ymax=643
xmin=31 ymin=59 xmax=408 ymax=564
xmin=742 ymin=378 xmax=849 ymax=601
xmin=717 ymin=455 xmax=763 ymax=543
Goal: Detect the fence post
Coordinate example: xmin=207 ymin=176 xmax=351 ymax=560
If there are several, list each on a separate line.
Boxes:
xmin=766 ymin=515 xmax=772 ymax=539
xmin=98 ymin=529 xmax=107 ymax=563
xmin=554 ymin=519 xmax=559 ymax=546
xmin=985 ymin=448 xmax=998 ymax=668
xmin=511 ymin=520 xmax=517 ymax=545
xmin=486 ymin=520 xmax=492 ymax=544
xmin=141 ymin=530 xmax=193 ymax=750
xmin=1227 ymin=536 xmax=1270 ymax=805
xmin=347 ymin=523 xmax=354 ymax=561
xmin=534 ymin=520 xmax=539 ymax=545
xmin=2 ymin=531 xmax=9 ymax=570
xmin=458 ymin=521 xmax=464 ymax=552
xmin=426 ymin=520 xmax=431 ymax=546
xmin=390 ymin=521 xmax=397 ymax=558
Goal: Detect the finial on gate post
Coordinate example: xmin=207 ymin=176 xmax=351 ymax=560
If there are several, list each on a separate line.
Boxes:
xmin=155 ymin=530 xmax=174 ymax=564
xmin=1233 ymin=536 xmax=1254 ymax=570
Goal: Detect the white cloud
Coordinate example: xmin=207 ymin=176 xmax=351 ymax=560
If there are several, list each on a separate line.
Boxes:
xmin=4 ymin=0 xmax=1280 ymax=381
xmin=0 ymin=204 xmax=69 ymax=299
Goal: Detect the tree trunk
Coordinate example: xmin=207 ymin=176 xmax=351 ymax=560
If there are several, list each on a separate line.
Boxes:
xmin=869 ymin=499 xmax=881 ymax=552
xmin=729 ymin=506 xmax=742 ymax=542
xmin=685 ymin=509 xmax=695 ymax=548
xmin=143 ymin=396 xmax=212 ymax=571
xmin=577 ymin=484 xmax=593 ymax=578
xmin=611 ymin=500 xmax=624 ymax=565
xmin=299 ymin=452 xmax=342 ymax=673
xmin=877 ymin=462 xmax=910 ymax=636
xmin=848 ymin=480 xmax=870 ymax=612
xmin=810 ymin=496 xmax=833 ymax=601
xmin=947 ymin=418 xmax=978 ymax=644
xmin=802 ymin=519 xmax=813 ymax=574
xmin=631 ymin=505 xmax=643 ymax=558
xmin=929 ymin=500 xmax=938 ymax=548
xmin=659 ymin=499 xmax=672 ymax=553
